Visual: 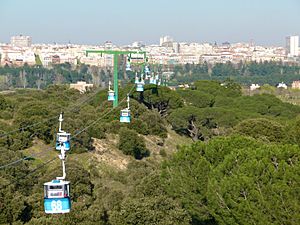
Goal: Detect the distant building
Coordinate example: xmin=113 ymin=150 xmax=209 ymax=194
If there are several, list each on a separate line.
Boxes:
xmin=286 ymin=35 xmax=299 ymax=57
xmin=132 ymin=41 xmax=144 ymax=48
xmin=52 ymin=55 xmax=60 ymax=64
xmin=178 ymin=84 xmax=190 ymax=89
xmin=172 ymin=42 xmax=179 ymax=53
xmin=70 ymin=81 xmax=93 ymax=93
xmin=277 ymin=82 xmax=288 ymax=89
xmin=11 ymin=35 xmax=32 ymax=47
xmin=292 ymin=80 xmax=300 ymax=89
xmin=104 ymin=41 xmax=113 ymax=49
xmin=160 ymin=35 xmax=173 ymax=46
xmin=250 ymin=84 xmax=260 ymax=91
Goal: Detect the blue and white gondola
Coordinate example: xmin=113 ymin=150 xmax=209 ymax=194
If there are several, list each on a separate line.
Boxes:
xmin=55 ymin=132 xmax=70 ymax=151
xmin=44 ymin=180 xmax=71 ymax=214
xmin=144 ymin=66 xmax=150 ymax=74
xmin=126 ymin=62 xmax=131 ymax=71
xmin=120 ymin=109 xmax=131 ymax=123
xmin=150 ymin=76 xmax=157 ymax=85
xmin=136 ymin=82 xmax=144 ymax=92
xmin=108 ymin=90 xmax=115 ymax=101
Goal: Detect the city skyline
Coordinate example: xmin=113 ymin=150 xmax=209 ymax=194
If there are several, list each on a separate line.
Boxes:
xmin=0 ymin=0 xmax=299 ymax=46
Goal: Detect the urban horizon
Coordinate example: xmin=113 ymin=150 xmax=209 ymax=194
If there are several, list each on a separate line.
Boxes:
xmin=1 ymin=34 xmax=299 ymax=68
xmin=1 ymin=34 xmax=298 ymax=47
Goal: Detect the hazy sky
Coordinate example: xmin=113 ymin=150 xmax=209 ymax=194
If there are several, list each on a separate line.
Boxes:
xmin=0 ymin=0 xmax=299 ymax=46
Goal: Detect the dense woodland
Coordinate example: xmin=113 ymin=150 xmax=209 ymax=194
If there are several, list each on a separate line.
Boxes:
xmin=171 ymin=61 xmax=300 ymax=85
xmin=0 ymin=61 xmax=300 ymax=90
xmin=0 ymin=78 xmax=300 ymax=224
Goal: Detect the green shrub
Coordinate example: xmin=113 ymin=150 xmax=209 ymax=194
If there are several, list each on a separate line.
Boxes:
xmin=118 ymin=127 xmax=149 ymax=159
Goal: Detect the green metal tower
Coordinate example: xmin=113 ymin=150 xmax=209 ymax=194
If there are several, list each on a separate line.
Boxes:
xmin=85 ymin=49 xmax=147 ymax=108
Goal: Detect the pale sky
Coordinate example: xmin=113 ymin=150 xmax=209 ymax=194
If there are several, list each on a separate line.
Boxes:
xmin=0 ymin=0 xmax=299 ymax=46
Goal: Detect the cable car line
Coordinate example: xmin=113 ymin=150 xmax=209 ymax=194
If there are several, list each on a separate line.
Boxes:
xmin=0 ymin=156 xmax=57 ymax=189
xmin=0 ymin=85 xmax=135 ymax=170
xmin=0 ymin=145 xmax=57 ymax=169
xmin=73 ymin=84 xmax=136 ymax=137
xmin=1 ymin=84 xmax=138 ymax=214
xmin=44 ymin=112 xmax=71 ymax=213
xmin=0 ymin=157 xmax=29 ymax=169
xmin=0 ymin=87 xmax=102 ymax=139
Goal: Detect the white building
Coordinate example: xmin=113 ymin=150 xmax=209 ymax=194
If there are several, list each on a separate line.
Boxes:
xmin=160 ymin=35 xmax=173 ymax=46
xmin=277 ymin=82 xmax=288 ymax=89
xmin=286 ymin=35 xmax=299 ymax=57
xmin=291 ymin=81 xmax=300 ymax=89
xmin=11 ymin=35 xmax=32 ymax=47
xmin=250 ymin=84 xmax=260 ymax=91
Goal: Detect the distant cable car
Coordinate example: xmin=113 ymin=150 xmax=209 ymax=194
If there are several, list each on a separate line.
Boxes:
xmin=135 ymin=75 xmax=139 ymax=84
xmin=149 ymin=77 xmax=154 ymax=84
xmin=108 ymin=90 xmax=115 ymax=101
xmin=107 ymin=81 xmax=115 ymax=101
xmin=126 ymin=62 xmax=131 ymax=71
xmin=56 ymin=132 xmax=70 ymax=151
xmin=44 ymin=180 xmax=71 ymax=214
xmin=145 ymin=66 xmax=150 ymax=74
xmin=120 ymin=109 xmax=131 ymax=123
xmin=136 ymin=77 xmax=145 ymax=92
xmin=126 ymin=57 xmax=131 ymax=71
xmin=120 ymin=94 xmax=131 ymax=123
xmin=150 ymin=76 xmax=157 ymax=85
xmin=136 ymin=83 xmax=144 ymax=92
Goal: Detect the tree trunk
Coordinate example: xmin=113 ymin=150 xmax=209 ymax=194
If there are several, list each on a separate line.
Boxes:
xmin=187 ymin=116 xmax=199 ymax=141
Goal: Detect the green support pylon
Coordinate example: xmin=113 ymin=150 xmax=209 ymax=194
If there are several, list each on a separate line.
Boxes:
xmin=85 ymin=49 xmax=148 ymax=108
xmin=113 ymin=54 xmax=118 ymax=108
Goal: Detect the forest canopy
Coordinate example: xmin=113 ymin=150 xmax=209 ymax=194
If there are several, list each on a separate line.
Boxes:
xmin=0 ymin=79 xmax=299 ymax=224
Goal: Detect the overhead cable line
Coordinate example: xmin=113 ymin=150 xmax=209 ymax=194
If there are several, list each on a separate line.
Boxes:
xmin=0 ymin=87 xmax=102 ymax=138
xmin=0 ymin=85 xmax=135 ymax=169
xmin=0 ymin=156 xmax=57 ymax=189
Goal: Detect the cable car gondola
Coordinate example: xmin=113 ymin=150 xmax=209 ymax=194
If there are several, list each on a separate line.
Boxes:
xmin=107 ymin=81 xmax=115 ymax=101
xmin=144 ymin=66 xmax=150 ymax=74
xmin=136 ymin=77 xmax=145 ymax=92
xmin=126 ymin=57 xmax=131 ymax=71
xmin=120 ymin=109 xmax=131 ymax=123
xmin=150 ymin=76 xmax=157 ymax=85
xmin=158 ymin=79 xmax=161 ymax=86
xmin=120 ymin=94 xmax=131 ymax=123
xmin=136 ymin=82 xmax=144 ymax=92
xmin=44 ymin=180 xmax=71 ymax=214
xmin=108 ymin=89 xmax=115 ymax=101
xmin=56 ymin=132 xmax=70 ymax=151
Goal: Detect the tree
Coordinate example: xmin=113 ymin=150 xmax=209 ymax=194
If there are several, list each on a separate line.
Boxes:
xmin=234 ymin=118 xmax=286 ymax=143
xmin=161 ymin=144 xmax=213 ymax=224
xmin=19 ymin=70 xmax=27 ymax=88
xmin=161 ymin=135 xmax=300 ymax=225
xmin=118 ymin=127 xmax=149 ymax=159
xmin=212 ymin=62 xmax=237 ymax=77
xmin=109 ymin=196 xmax=191 ymax=225
xmin=207 ymin=140 xmax=300 ymax=225
xmin=131 ymin=85 xmax=184 ymax=117
xmin=168 ymin=106 xmax=239 ymax=141
xmin=177 ymin=89 xmax=215 ymax=108
xmin=139 ymin=110 xmax=168 ymax=138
